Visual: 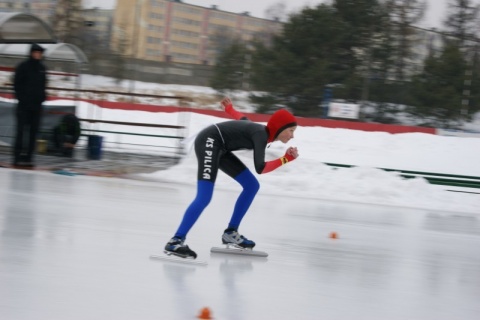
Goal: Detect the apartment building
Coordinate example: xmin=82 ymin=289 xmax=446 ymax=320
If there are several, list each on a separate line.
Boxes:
xmin=113 ymin=0 xmax=283 ymax=65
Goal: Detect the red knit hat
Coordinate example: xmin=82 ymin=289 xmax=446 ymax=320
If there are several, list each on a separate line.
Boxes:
xmin=266 ymin=109 xmax=297 ymax=142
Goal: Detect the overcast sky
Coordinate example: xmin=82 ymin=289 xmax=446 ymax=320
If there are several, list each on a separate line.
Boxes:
xmin=82 ymin=0 xmax=475 ymax=29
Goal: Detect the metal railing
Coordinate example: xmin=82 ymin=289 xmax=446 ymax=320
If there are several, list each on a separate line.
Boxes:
xmin=78 ymin=117 xmax=187 ymax=157
xmin=0 ymin=85 xmax=192 ymax=158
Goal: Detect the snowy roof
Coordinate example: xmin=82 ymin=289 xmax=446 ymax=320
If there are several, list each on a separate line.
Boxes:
xmin=0 ymin=13 xmax=88 ymax=64
xmin=0 ymin=43 xmax=88 ymax=64
xmin=0 ymin=12 xmax=56 ymax=43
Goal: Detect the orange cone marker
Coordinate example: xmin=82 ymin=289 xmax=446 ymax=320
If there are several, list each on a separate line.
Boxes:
xmin=329 ymin=232 xmax=338 ymax=239
xmin=198 ymin=307 xmax=212 ymax=319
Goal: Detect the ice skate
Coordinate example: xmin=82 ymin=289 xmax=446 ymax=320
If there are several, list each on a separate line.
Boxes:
xmin=221 ymin=229 xmax=256 ymax=249
xmin=211 ymin=229 xmax=267 ymax=257
xmin=164 ymin=237 xmax=197 ymax=259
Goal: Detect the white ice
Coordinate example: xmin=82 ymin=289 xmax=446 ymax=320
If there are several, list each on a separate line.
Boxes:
xmin=1 ymin=76 xmax=479 ymax=319
xmin=0 ymin=169 xmax=479 ymax=320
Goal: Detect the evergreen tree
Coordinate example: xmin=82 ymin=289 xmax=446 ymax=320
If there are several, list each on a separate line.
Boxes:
xmin=471 ymin=45 xmax=480 ymax=116
xmin=444 ymin=0 xmax=479 ymax=45
xmin=384 ymin=0 xmax=426 ymax=81
xmin=409 ymin=42 xmax=468 ymax=128
xmin=442 ymin=0 xmax=480 ymax=120
xmin=209 ymin=41 xmax=251 ymax=92
xmin=264 ymin=2 xmax=288 ymax=22
xmin=247 ymin=1 xmax=392 ymax=116
xmin=359 ymin=0 xmax=426 ymax=122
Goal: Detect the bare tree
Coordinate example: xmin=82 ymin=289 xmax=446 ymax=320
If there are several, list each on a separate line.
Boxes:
xmin=109 ymin=24 xmax=131 ymax=84
xmin=264 ymin=2 xmax=288 ymax=21
xmin=50 ymin=0 xmax=83 ymax=43
xmin=385 ymin=0 xmax=426 ymax=81
xmin=444 ymin=0 xmax=479 ymax=45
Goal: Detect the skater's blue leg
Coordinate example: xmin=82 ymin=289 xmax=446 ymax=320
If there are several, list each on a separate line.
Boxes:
xmin=174 ymin=180 xmax=214 ymax=238
xmin=227 ymin=169 xmax=260 ymax=230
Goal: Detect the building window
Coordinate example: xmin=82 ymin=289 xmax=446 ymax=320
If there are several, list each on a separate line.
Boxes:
xmin=210 ymin=12 xmax=232 ymax=20
xmin=150 ymin=13 xmax=163 ymax=20
xmin=171 ymin=40 xmax=198 ymax=49
xmin=146 ymin=49 xmax=162 ymax=56
xmin=174 ymin=5 xmax=201 ymax=15
xmin=208 ymin=24 xmax=236 ymax=34
xmin=172 ymin=28 xmax=199 ymax=38
xmin=150 ymin=0 xmax=164 ymax=7
xmin=148 ymin=25 xmax=163 ymax=32
xmin=171 ymin=52 xmax=197 ymax=62
xmin=173 ymin=17 xmax=201 ymax=27
xmin=147 ymin=36 xmax=162 ymax=44
xmin=245 ymin=19 xmax=265 ymax=27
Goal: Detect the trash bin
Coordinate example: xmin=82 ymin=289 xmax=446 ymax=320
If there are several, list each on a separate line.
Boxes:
xmin=37 ymin=139 xmax=47 ymax=154
xmin=87 ymin=135 xmax=103 ymax=160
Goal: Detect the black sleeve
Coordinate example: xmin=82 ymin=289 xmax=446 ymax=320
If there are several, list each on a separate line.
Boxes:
xmin=13 ymin=63 xmax=26 ymax=100
xmin=70 ymin=116 xmax=81 ymax=143
xmin=252 ymin=131 xmax=267 ymax=174
xmin=62 ymin=115 xmax=81 ymax=143
xmin=72 ymin=125 xmax=81 ymax=144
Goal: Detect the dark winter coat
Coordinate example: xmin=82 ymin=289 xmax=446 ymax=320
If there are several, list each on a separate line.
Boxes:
xmin=55 ymin=114 xmax=81 ymax=144
xmin=13 ymin=44 xmax=48 ymax=106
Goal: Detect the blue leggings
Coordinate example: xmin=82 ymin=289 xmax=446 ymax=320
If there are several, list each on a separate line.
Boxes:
xmin=174 ymin=169 xmax=260 ymax=239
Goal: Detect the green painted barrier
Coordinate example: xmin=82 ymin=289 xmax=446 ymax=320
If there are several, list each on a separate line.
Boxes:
xmin=323 ymin=162 xmax=480 ymax=190
xmin=82 ymin=129 xmax=183 ymax=139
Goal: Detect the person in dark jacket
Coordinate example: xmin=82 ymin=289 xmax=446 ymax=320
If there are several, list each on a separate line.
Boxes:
xmin=52 ymin=113 xmax=81 ymax=157
xmin=12 ymin=43 xmax=48 ymax=167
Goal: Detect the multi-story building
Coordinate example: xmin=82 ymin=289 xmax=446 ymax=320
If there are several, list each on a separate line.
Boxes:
xmin=113 ymin=0 xmax=283 ymax=65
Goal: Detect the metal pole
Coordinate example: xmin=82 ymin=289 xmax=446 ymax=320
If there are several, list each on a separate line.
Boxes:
xmin=129 ymin=0 xmax=142 ymax=102
xmin=461 ymin=41 xmax=476 ymax=118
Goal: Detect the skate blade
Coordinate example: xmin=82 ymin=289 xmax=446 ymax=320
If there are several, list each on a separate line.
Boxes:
xmin=211 ymin=246 xmax=268 ymax=257
xmin=150 ymin=253 xmax=207 ymax=266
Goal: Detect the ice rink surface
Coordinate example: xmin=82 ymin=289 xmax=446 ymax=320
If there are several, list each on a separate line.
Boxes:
xmin=1 ymin=169 xmax=479 ymax=320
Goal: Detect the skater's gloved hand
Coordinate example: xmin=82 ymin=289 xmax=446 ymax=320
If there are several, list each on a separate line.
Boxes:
xmin=220 ymin=97 xmax=233 ymax=110
xmin=262 ymin=146 xmax=298 ymax=174
xmin=283 ymin=147 xmax=298 ymax=163
xmin=221 ymin=97 xmax=247 ymax=120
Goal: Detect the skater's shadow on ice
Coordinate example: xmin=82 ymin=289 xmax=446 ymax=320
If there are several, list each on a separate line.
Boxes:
xmin=162 ymin=262 xmax=196 ymax=278
xmin=213 ymin=256 xmax=266 ymax=320
xmin=212 ymin=254 xmax=267 ymax=275
xmin=161 ymin=263 xmax=198 ymax=318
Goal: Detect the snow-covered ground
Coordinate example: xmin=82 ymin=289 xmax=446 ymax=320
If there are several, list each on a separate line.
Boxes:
xmin=0 ymin=72 xmax=280 ymax=112
xmin=53 ymin=98 xmax=480 ymax=215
